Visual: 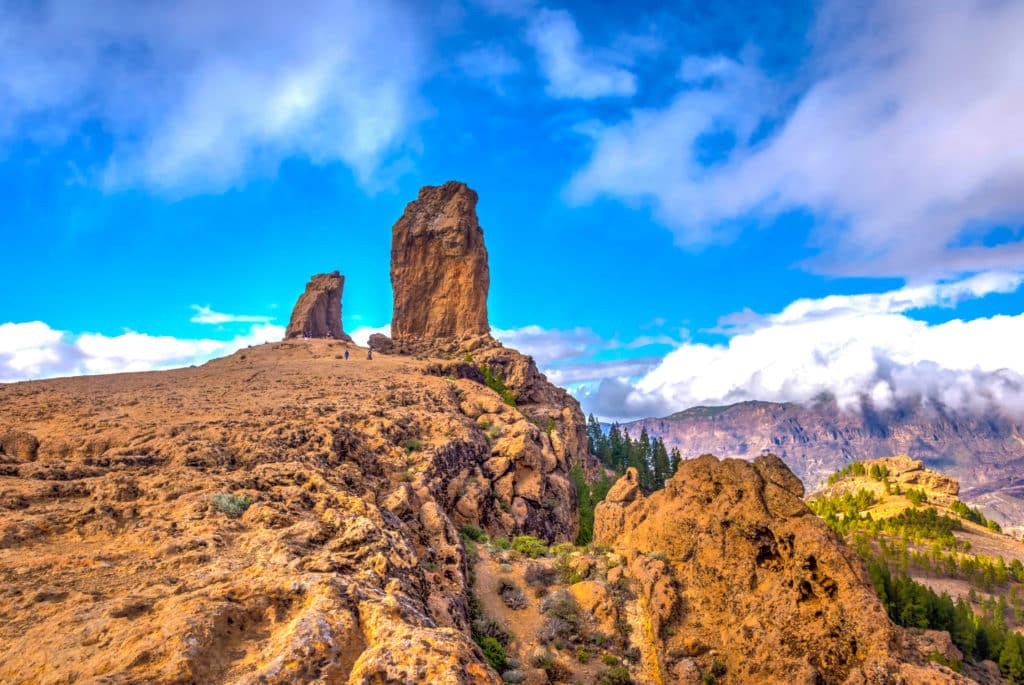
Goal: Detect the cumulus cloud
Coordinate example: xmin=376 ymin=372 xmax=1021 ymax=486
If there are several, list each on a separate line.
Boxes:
xmin=189 ymin=305 xmax=274 ymax=325
xmin=569 ymin=0 xmax=1024 ymax=278
xmin=493 ymin=325 xmax=602 ymax=363
xmin=545 ymin=357 xmax=661 ymax=387
xmin=588 ymin=273 xmax=1024 ymax=420
xmin=525 ymin=9 xmax=637 ymax=99
xmin=492 ymin=324 xmax=677 ymax=391
xmin=0 ymin=0 xmax=428 ymax=193
xmin=0 ymin=321 xmax=283 ymax=382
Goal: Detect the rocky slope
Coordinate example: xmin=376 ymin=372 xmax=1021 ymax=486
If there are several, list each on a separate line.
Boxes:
xmin=0 ymin=336 xmax=594 ymax=684
xmin=622 ymin=399 xmax=1024 ymax=527
xmin=0 ymin=181 xmax=594 ymax=684
xmin=593 ymin=456 xmax=968 ymax=684
xmin=390 ymin=181 xmax=490 ymax=341
xmin=284 ymin=271 xmax=352 ymax=341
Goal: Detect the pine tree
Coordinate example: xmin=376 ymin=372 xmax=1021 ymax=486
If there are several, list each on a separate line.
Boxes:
xmin=952 ymin=597 xmax=977 ymax=658
xmin=570 ymin=464 xmax=594 ymax=546
xmin=586 ymin=414 xmax=599 ymax=454
xmin=652 ymin=437 xmax=671 ymax=490
xmin=636 ymin=428 xmax=653 ymax=492
xmin=608 ymin=424 xmax=627 ymax=472
xmin=1001 ymin=633 xmax=1024 ymax=683
xmin=669 ymin=447 xmax=682 ymax=475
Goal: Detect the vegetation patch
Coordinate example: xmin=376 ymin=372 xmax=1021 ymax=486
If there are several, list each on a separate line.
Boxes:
xmin=460 ymin=523 xmax=483 ymax=541
xmin=511 ymin=535 xmax=548 ymax=558
xmin=498 ymin=578 xmax=527 ymax=610
xmin=480 ymin=363 xmax=517 ymax=406
xmin=210 ymin=493 xmax=252 ymax=519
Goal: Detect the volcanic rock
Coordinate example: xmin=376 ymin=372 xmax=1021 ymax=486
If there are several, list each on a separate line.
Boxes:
xmin=367 ymin=333 xmax=394 ymax=354
xmin=593 ymin=455 xmax=966 ymax=683
xmin=390 ymin=182 xmax=489 ymax=341
xmin=284 ymin=271 xmax=352 ymax=341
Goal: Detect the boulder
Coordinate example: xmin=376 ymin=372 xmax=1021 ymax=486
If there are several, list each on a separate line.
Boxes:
xmin=367 ymin=333 xmax=394 ymax=353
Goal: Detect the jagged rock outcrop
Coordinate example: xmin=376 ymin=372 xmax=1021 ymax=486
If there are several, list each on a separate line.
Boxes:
xmin=594 ymin=456 xmax=968 ymax=684
xmin=390 ymin=182 xmax=489 ymax=341
xmin=284 ymin=271 xmax=352 ymax=341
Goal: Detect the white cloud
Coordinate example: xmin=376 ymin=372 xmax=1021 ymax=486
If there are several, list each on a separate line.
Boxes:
xmin=348 ymin=323 xmax=391 ymax=347
xmin=491 ymin=324 xmax=678 ymax=391
xmin=493 ymin=325 xmax=602 ymax=363
xmin=545 ymin=357 xmax=661 ymax=387
xmin=0 ymin=321 xmax=284 ymax=383
xmin=189 ymin=305 xmax=274 ymax=325
xmin=0 ymin=0 xmax=428 ymax=194
xmin=525 ymin=9 xmax=636 ymax=99
xmin=569 ymin=0 xmax=1024 ymax=278
xmin=589 ymin=273 xmax=1024 ymax=420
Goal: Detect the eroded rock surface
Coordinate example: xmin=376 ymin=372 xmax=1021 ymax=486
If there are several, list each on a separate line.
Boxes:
xmin=367 ymin=333 xmax=394 ymax=354
xmin=391 ymin=182 xmax=489 ymax=341
xmin=594 ymin=456 xmax=969 ymax=684
xmin=0 ymin=342 xmax=552 ymax=684
xmin=285 ymin=271 xmax=352 ymax=341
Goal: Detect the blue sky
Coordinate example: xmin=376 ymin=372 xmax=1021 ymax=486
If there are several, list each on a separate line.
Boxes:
xmin=2 ymin=0 xmax=1023 ymax=420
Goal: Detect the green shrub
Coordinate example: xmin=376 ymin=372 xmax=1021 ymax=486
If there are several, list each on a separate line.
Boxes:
xmin=575 ymin=646 xmax=592 ymax=663
xmin=906 ymin=488 xmax=927 ymax=506
xmin=476 ymin=636 xmax=508 ymax=672
xmin=460 ymin=524 xmax=483 ymax=541
xmin=493 ymin=537 xmax=511 ymax=550
xmin=511 ymin=535 xmax=548 ymax=558
xmin=403 ymin=438 xmax=423 ymax=453
xmin=210 ymin=493 xmax=252 ymax=519
xmin=530 ymin=650 xmax=554 ymax=669
xmin=597 ymin=665 xmax=632 ymax=685
xmin=480 ymin=363 xmax=516 ymax=406
xmin=498 ymin=578 xmax=527 ymax=610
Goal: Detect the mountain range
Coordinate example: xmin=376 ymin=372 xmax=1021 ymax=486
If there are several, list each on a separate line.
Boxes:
xmin=622 ymin=398 xmax=1024 ymax=529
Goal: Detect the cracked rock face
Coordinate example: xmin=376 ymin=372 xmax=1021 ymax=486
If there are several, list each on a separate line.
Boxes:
xmin=390 ymin=181 xmax=490 ymax=341
xmin=594 ymin=455 xmax=966 ymax=684
xmin=285 ymin=271 xmax=352 ymax=341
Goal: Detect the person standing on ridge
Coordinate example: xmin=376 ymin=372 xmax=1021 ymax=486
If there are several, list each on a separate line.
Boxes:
xmin=344 ymin=349 xmax=349 ymax=360
xmin=367 ymin=349 xmax=373 ymax=360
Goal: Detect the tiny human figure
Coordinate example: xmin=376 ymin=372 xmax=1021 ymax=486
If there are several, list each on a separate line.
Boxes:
xmin=344 ymin=349 xmax=349 ymax=360
xmin=367 ymin=349 xmax=373 ymax=360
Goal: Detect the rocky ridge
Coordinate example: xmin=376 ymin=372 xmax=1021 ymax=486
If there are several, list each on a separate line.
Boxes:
xmin=285 ymin=271 xmax=352 ymax=341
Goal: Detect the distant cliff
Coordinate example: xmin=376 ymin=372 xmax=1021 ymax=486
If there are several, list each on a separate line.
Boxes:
xmin=622 ymin=399 xmax=1024 ymax=527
